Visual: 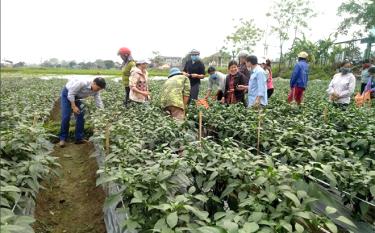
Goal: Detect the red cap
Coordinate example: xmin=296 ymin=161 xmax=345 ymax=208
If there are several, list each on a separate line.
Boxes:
xmin=118 ymin=47 xmax=131 ymax=56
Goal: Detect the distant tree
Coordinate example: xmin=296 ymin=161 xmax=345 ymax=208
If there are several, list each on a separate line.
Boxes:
xmin=14 ymin=62 xmax=26 ymax=67
xmin=337 ymin=0 xmax=375 ymax=35
xmin=87 ymin=62 xmax=96 ymax=69
xmin=267 ymin=0 xmax=317 ymax=74
xmin=49 ymin=58 xmax=59 ymax=67
xmin=94 ymin=59 xmax=105 ymax=69
xmin=60 ymin=60 xmax=68 ymax=68
xmin=77 ymin=62 xmax=86 ymax=69
xmin=41 ymin=58 xmax=59 ymax=67
xmin=342 ymin=42 xmax=362 ymax=61
xmin=285 ymin=35 xmax=317 ymax=66
xmin=104 ymin=60 xmax=115 ymax=69
xmin=150 ymin=51 xmax=163 ymax=67
xmin=69 ymin=60 xmax=77 ymax=68
xmin=314 ymin=38 xmax=335 ymax=65
xmin=224 ymin=18 xmax=262 ymax=56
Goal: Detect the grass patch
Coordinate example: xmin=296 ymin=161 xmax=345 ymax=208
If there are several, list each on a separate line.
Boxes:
xmin=1 ymin=67 xmax=170 ymax=77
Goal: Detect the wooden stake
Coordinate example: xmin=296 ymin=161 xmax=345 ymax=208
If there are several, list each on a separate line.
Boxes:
xmin=323 ymin=106 xmax=328 ymax=123
xmin=199 ymin=111 xmax=203 ymax=143
xmin=257 ymin=109 xmax=262 ymax=156
xmin=32 ymin=115 xmax=37 ymax=127
xmin=105 ymin=124 xmax=111 ymax=156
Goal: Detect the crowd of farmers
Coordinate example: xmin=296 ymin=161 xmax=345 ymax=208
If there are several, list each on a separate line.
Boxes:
xmin=57 ymin=47 xmax=375 ymax=147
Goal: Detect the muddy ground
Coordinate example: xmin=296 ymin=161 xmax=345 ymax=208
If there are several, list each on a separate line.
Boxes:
xmin=33 ymin=141 xmax=106 ymax=233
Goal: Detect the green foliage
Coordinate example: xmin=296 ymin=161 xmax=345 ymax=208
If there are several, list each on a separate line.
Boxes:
xmin=2 ymin=74 xmax=373 ymax=232
xmin=0 ymin=77 xmax=64 ymax=232
xmin=267 ymin=0 xmax=317 ymax=72
xmin=338 ymin=0 xmax=375 ymax=34
xmin=0 ymin=67 xmax=170 ymax=77
xmin=224 ymin=18 xmax=263 ymax=54
xmin=273 ymin=65 xmax=335 ymax=80
xmin=88 ymin=79 xmax=374 ymax=232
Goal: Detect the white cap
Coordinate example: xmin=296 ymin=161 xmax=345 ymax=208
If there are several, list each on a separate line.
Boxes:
xmin=136 ymin=59 xmax=150 ymax=65
xmin=258 ymin=57 xmax=266 ymax=64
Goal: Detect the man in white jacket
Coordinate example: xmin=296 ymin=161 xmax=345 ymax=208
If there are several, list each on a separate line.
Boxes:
xmin=327 ymin=60 xmax=356 ymax=109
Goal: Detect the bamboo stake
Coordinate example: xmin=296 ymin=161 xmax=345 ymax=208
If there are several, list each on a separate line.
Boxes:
xmin=257 ymin=108 xmax=262 ymax=156
xmin=32 ymin=115 xmax=37 ymax=127
xmin=323 ymin=106 xmax=328 ymax=123
xmin=199 ymin=111 xmax=203 ymax=143
xmin=105 ymin=124 xmax=111 ymax=156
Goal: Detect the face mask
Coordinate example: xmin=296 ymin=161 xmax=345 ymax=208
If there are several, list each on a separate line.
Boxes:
xmin=191 ymin=55 xmax=199 ymax=62
xmin=210 ymin=74 xmax=218 ymax=80
xmin=340 ymin=67 xmax=351 ymax=75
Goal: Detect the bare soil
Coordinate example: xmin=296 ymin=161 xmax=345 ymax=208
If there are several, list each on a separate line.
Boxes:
xmin=33 ymin=142 xmax=106 ymax=233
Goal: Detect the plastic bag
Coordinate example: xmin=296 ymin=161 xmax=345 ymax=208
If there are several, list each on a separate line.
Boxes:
xmin=196 ymin=99 xmax=209 ymax=109
xmin=355 ymin=91 xmax=371 ymax=107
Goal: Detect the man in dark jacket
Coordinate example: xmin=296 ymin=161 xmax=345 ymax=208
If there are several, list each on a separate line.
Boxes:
xmin=237 ymin=50 xmax=250 ymax=82
xmin=183 ymin=49 xmax=206 ymax=103
xmin=288 ymin=51 xmax=309 ymax=105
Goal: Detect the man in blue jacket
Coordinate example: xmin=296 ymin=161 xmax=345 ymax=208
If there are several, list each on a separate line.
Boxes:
xmin=288 ymin=51 xmax=309 ymax=105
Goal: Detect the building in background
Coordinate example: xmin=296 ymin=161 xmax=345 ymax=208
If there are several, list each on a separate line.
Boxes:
xmin=160 ymin=56 xmax=182 ymax=67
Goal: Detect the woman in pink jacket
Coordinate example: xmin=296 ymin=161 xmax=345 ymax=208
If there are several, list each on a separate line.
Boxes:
xmin=259 ymin=58 xmax=274 ymax=98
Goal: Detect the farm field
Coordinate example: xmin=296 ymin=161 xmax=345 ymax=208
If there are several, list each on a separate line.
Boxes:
xmin=0 ymin=74 xmax=374 ymax=233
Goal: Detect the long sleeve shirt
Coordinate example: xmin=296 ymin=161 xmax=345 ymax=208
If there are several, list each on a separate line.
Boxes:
xmin=290 ymin=60 xmax=309 ymax=89
xmin=248 ymin=65 xmax=268 ymax=107
xmin=65 ymin=79 xmax=104 ymax=108
xmin=326 ymin=72 xmax=356 ymax=104
xmin=364 ymin=77 xmax=375 ymax=92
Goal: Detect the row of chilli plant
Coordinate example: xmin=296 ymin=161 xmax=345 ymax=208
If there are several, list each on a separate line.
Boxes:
xmin=0 ymin=77 xmax=65 ymax=233
xmin=89 ymin=80 xmax=370 ymax=233
xmin=187 ymin=80 xmax=375 ymax=220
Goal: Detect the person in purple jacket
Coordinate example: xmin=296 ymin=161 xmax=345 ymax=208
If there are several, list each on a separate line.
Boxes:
xmin=364 ymin=67 xmax=375 ymax=98
xmin=287 ymin=51 xmax=309 ymax=105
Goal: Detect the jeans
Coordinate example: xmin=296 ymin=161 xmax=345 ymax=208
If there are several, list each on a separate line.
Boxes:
xmin=59 ymin=87 xmax=84 ymax=141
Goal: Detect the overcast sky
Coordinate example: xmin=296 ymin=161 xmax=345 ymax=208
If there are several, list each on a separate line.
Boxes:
xmin=1 ymin=0 xmax=354 ymax=64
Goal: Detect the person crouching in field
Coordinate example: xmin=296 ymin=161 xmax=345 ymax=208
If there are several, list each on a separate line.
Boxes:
xmin=288 ymin=52 xmax=309 ymax=105
xmin=59 ymin=77 xmax=106 ymax=147
xmin=129 ymin=60 xmax=151 ymax=104
xmin=159 ymin=68 xmax=191 ymax=120
xmin=205 ymin=66 xmax=226 ymax=101
xmin=326 ymin=60 xmax=356 ymax=109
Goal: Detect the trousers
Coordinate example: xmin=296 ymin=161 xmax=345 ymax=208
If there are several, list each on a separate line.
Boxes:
xmin=59 ymin=87 xmax=84 ymax=141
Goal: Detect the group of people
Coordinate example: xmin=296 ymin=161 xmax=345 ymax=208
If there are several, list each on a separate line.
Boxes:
xmin=118 ymin=48 xmax=280 ymax=119
xmin=327 ymin=59 xmax=375 ymax=109
xmin=57 ymin=47 xmax=375 ymax=147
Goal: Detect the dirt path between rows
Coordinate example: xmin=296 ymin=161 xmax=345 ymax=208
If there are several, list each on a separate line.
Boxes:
xmin=33 ymin=142 xmax=106 ymax=233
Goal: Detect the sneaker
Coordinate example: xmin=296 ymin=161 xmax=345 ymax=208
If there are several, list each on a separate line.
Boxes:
xmin=59 ymin=140 xmax=66 ymax=148
xmin=74 ymin=139 xmax=88 ymax=144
